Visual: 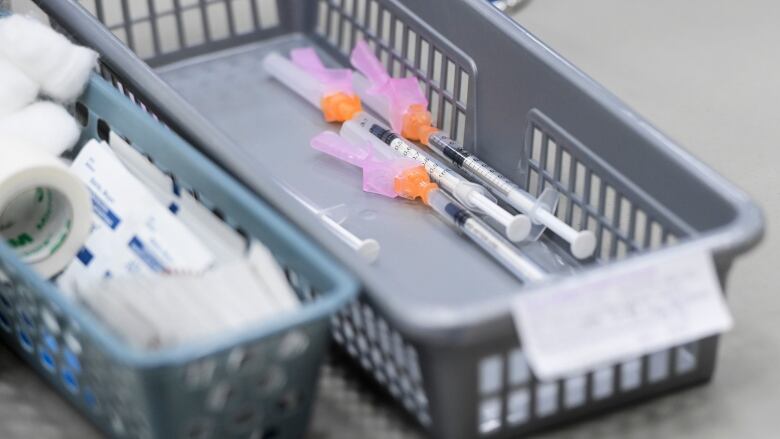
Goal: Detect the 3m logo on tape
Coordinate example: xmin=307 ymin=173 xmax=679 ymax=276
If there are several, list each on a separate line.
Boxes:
xmin=8 ymin=233 xmax=33 ymax=247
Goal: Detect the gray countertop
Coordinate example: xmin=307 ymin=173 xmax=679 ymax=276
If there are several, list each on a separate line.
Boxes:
xmin=2 ymin=0 xmax=778 ymax=438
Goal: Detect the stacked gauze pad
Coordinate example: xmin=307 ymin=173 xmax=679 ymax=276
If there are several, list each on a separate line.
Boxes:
xmin=0 ymin=14 xmax=98 ymax=277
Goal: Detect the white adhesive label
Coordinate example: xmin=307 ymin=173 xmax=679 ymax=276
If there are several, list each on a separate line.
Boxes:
xmin=513 ymin=249 xmax=732 ymax=381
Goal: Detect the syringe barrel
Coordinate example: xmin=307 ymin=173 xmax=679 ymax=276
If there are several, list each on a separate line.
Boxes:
xmin=428 ymin=132 xmax=534 ymax=208
xmin=319 ymin=214 xmax=363 ymax=249
xmin=426 ymin=189 xmax=460 ymax=229
xmin=318 ymin=214 xmax=381 ymax=263
xmin=431 ymin=131 xmax=593 ymax=256
xmin=428 ymin=132 xmax=586 ymax=241
xmin=427 ymin=190 xmax=546 ymax=282
xmin=466 ymin=189 xmax=516 ymax=228
xmin=344 ymin=114 xmax=485 ymax=198
xmin=262 ymin=52 xmax=323 ymax=109
xmin=343 ymin=113 xmax=529 ymax=238
xmin=284 ymin=186 xmax=380 ymax=262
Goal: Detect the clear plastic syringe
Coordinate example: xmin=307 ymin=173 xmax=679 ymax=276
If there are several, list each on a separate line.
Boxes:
xmin=282 ymin=185 xmax=381 ymax=264
xmin=425 ymin=189 xmax=546 ymax=282
xmin=425 ymin=132 xmax=597 ymax=259
xmin=341 ymin=112 xmax=531 ymax=242
xmin=311 ymin=131 xmax=547 ymax=282
xmin=262 ymin=50 xmax=530 ymax=242
xmin=349 ymin=41 xmax=596 ymax=259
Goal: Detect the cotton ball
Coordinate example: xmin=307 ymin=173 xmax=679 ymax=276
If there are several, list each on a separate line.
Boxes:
xmin=0 ymin=102 xmax=81 ymax=157
xmin=44 ymin=45 xmax=99 ymax=102
xmin=0 ymin=15 xmax=98 ymax=103
xmin=0 ymin=56 xmax=39 ymax=119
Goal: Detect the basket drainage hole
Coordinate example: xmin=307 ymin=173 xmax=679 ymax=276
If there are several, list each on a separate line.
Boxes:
xmin=18 ymin=329 xmax=33 ymax=352
xmin=262 ymin=427 xmax=279 ymax=439
xmin=278 ymin=331 xmax=309 ymax=359
xmin=62 ymin=368 xmax=79 ymax=394
xmin=39 ymin=348 xmax=56 ymax=373
xmin=97 ymin=119 xmax=110 ymax=142
xmin=21 ymin=310 xmax=34 ymax=329
xmin=64 ymin=348 xmax=81 ymax=373
xmin=43 ymin=333 xmax=59 ymax=352
xmin=75 ymin=102 xmax=89 ymax=127
xmin=226 ymin=347 xmax=251 ymax=372
xmin=257 ymin=367 xmax=286 ymax=394
xmin=207 ymin=382 xmax=234 ymax=412
xmin=83 ymin=388 xmax=97 ymax=409
xmin=0 ymin=310 xmax=11 ymax=332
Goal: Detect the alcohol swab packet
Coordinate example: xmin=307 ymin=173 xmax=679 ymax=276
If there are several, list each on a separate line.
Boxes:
xmin=108 ymin=132 xmax=248 ymax=263
xmin=58 ymin=139 xmax=216 ymax=293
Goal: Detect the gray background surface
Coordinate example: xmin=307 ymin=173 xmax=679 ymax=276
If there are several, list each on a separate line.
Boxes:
xmin=1 ymin=0 xmax=778 ymax=437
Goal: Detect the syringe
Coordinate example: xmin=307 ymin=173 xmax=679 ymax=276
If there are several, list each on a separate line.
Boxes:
xmin=262 ymin=50 xmax=531 ymax=242
xmin=283 ymin=185 xmax=381 ymax=264
xmin=341 ymin=112 xmax=530 ymax=242
xmin=263 ymin=49 xmax=362 ymax=123
xmin=311 ymin=131 xmax=546 ymax=282
xmin=425 ymin=132 xmax=596 ymax=259
xmin=350 ymin=41 xmax=597 ymax=259
xmin=425 ymin=189 xmax=546 ymax=282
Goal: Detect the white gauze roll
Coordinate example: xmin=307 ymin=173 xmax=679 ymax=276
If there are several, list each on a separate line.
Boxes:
xmin=0 ymin=56 xmax=39 ymax=119
xmin=0 ymin=142 xmax=92 ymax=278
xmin=0 ymin=15 xmax=98 ymax=102
xmin=0 ymin=102 xmax=81 ymax=157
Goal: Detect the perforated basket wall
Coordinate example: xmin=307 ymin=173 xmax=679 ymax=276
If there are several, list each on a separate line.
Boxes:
xmin=0 ymin=59 xmax=355 ymax=439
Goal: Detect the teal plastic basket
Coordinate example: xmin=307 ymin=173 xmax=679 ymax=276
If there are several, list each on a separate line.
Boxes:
xmin=0 ymin=73 xmax=358 ymax=439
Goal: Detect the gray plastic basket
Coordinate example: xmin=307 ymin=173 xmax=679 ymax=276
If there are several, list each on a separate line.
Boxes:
xmin=29 ymin=1 xmax=764 ymax=438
